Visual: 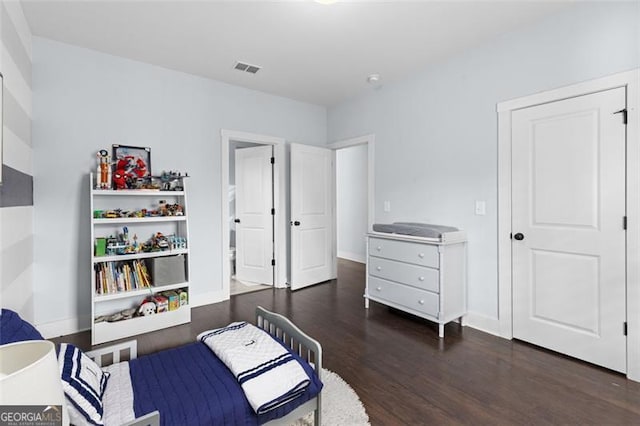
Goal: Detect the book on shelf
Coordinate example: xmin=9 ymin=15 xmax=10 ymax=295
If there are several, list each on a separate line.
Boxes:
xmin=95 ymin=259 xmax=153 ymax=295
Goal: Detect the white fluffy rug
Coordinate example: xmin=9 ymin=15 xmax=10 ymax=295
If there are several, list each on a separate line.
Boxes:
xmin=291 ymin=368 xmax=370 ymax=426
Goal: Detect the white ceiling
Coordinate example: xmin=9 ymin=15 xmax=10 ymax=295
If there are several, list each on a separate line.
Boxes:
xmin=22 ymin=0 xmax=574 ymax=107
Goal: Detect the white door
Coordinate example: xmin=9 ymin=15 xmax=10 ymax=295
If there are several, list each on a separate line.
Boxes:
xmin=512 ymin=87 xmax=627 ymax=372
xmin=235 ymin=145 xmax=273 ymax=285
xmin=290 ymin=143 xmax=334 ymax=290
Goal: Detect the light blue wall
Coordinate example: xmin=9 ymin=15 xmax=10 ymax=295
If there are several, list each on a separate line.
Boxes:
xmin=327 ymin=2 xmax=640 ymax=319
xmin=32 ymin=37 xmax=326 ymax=327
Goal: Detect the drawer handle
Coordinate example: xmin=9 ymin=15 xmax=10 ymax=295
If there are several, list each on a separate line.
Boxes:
xmin=418 ymin=253 xmax=425 ymax=258
xmin=418 ymin=276 xmax=425 ymax=281
xmin=376 ymin=246 xmax=382 ymax=251
xmin=376 ymin=286 xmax=382 ymax=291
xmin=418 ymin=300 xmax=425 ymax=305
xmin=376 ymin=266 xmax=382 ymax=271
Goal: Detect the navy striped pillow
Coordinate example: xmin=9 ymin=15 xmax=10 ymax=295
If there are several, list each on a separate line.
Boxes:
xmin=58 ymin=343 xmax=110 ymax=426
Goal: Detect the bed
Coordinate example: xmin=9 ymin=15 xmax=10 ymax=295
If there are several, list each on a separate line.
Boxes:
xmin=0 ymin=307 xmax=323 ymax=426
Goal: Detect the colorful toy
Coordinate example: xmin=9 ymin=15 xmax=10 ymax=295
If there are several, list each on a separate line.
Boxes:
xmin=158 ymin=200 xmax=168 ymax=216
xmin=164 ymin=291 xmax=180 ymax=311
xmin=153 ymin=295 xmax=169 ymax=313
xmin=177 ymin=289 xmax=188 ymax=306
xmin=159 ymin=170 xmax=189 ymax=191
xmin=138 ymin=300 xmax=157 ymax=316
xmin=168 ymin=235 xmax=187 ymax=250
xmin=151 ymin=232 xmax=170 ymax=251
xmin=95 ymin=238 xmax=106 ymax=257
xmin=96 ymin=149 xmax=112 ymax=189
xmin=113 ymin=169 xmax=128 ymax=190
xmin=166 ymin=204 xmax=184 ymax=216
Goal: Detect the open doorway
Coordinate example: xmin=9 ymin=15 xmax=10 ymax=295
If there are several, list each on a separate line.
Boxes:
xmin=335 ymin=144 xmax=368 ymax=263
xmin=288 ymin=136 xmax=374 ymax=290
xmin=329 ymin=134 xmax=375 ymax=276
xmin=221 ymin=130 xmax=287 ymax=298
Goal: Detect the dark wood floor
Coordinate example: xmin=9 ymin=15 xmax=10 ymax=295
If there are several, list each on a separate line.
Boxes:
xmin=54 ymin=259 xmax=640 ymax=424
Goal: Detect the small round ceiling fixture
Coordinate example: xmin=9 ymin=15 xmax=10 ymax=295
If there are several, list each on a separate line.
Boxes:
xmin=367 ymin=74 xmax=381 ymax=84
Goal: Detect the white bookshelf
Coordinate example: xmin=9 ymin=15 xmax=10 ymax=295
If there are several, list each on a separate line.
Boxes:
xmin=89 ymin=173 xmax=191 ymax=345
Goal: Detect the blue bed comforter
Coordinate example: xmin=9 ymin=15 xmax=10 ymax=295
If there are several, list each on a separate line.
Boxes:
xmin=129 ymin=342 xmax=322 ymax=425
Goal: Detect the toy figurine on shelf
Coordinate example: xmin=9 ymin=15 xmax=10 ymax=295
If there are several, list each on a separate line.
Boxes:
xmin=167 ymin=203 xmax=184 ymax=216
xmin=137 ymin=299 xmax=157 ymax=316
xmin=159 ymin=170 xmax=189 ymax=191
xmin=154 ymin=232 xmax=170 ymax=250
xmin=158 ymin=200 xmax=169 ymax=216
xmin=144 ymin=232 xmax=170 ymax=251
xmin=168 ymin=235 xmax=187 ymax=250
xmin=113 ymin=169 xmax=128 ymax=190
xmin=96 ymin=149 xmax=112 ymax=189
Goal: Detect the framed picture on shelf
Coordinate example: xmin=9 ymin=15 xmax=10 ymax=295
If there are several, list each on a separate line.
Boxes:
xmin=112 ymin=144 xmax=151 ymax=189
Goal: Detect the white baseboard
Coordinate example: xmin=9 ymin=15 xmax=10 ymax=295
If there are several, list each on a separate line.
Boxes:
xmin=37 ymin=315 xmax=91 ymax=339
xmin=463 ymin=311 xmax=502 ymax=337
xmin=190 ymin=289 xmax=229 ymax=308
xmin=337 ymin=251 xmax=365 ymax=264
xmin=37 ymin=291 xmax=229 ymax=339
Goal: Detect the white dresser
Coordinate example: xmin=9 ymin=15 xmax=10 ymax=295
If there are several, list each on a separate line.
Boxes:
xmin=365 ymin=232 xmax=467 ymax=338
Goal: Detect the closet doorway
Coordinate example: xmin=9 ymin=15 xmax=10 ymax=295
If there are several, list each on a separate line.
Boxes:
xmin=230 ymin=142 xmax=272 ymax=295
xmin=221 ymin=130 xmax=287 ymax=297
xmin=497 ymin=69 xmax=640 ymax=380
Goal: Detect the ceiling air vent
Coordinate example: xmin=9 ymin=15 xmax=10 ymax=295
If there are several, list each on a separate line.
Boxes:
xmin=234 ymin=61 xmax=261 ymax=75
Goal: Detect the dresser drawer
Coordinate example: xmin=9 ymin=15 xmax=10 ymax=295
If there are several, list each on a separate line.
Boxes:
xmin=368 ymin=276 xmax=439 ymax=318
xmin=369 ymin=237 xmax=439 ymax=268
xmin=368 ymin=256 xmax=439 ymax=293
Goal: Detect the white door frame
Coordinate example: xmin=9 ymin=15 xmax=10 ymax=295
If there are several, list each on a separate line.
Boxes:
xmin=221 ymin=129 xmax=287 ymax=295
xmin=497 ymin=69 xmax=640 ymax=380
xmin=328 ymin=134 xmax=375 ymax=275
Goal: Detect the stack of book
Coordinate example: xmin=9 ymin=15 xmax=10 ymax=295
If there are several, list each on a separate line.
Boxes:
xmin=95 ymin=260 xmax=152 ymax=294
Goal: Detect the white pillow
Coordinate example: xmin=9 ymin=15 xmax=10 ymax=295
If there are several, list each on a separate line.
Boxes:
xmin=58 ymin=343 xmax=110 ymax=426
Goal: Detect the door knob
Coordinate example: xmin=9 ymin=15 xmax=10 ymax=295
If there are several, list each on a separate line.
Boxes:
xmin=291 ymin=221 xmax=301 ymax=226
xmin=234 ymin=219 xmax=240 ymax=223
xmin=514 ymin=233 xmax=524 ymax=241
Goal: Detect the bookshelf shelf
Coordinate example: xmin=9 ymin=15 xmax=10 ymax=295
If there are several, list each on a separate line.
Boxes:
xmin=93 ymin=307 xmax=190 ymax=344
xmin=90 ymin=173 xmax=191 ymax=345
xmin=93 ymin=248 xmax=189 ymax=264
xmin=93 ymin=216 xmax=187 ymax=225
xmin=94 ymin=282 xmax=188 ymax=302
xmin=92 ymin=189 xmax=185 ymax=196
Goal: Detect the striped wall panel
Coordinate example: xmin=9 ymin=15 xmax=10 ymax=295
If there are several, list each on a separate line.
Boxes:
xmin=0 ymin=1 xmax=33 ymax=322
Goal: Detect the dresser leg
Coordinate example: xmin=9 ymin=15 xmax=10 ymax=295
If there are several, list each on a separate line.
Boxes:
xmin=439 ymin=324 xmax=444 ymax=338
xmin=364 ymin=297 xmax=369 ymax=309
